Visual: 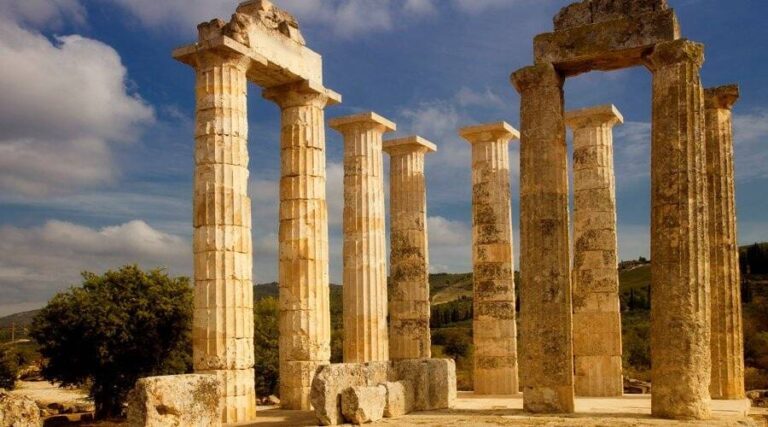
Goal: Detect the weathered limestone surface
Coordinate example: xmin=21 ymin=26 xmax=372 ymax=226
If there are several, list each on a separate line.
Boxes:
xmin=459 ymin=122 xmax=520 ymax=395
xmin=554 ymin=0 xmax=669 ymax=30
xmin=341 ymin=385 xmax=387 ymax=424
xmin=126 ymin=375 xmax=221 ymax=427
xmin=310 ymin=359 xmax=456 ymax=425
xmin=383 ymin=137 xmax=437 ymax=361
xmin=512 ymin=63 xmax=575 ymax=413
xmin=705 ymin=84 xmax=745 ymax=400
xmin=264 ymin=81 xmax=341 ymax=410
xmin=566 ymin=105 xmax=624 ymax=397
xmin=191 ymin=50 xmax=256 ymax=423
xmin=0 ymin=390 xmax=40 ymax=427
xmin=383 ymin=380 xmax=414 ymax=418
xmin=331 ymin=113 xmax=396 ymax=364
xmin=646 ymin=39 xmax=711 ymax=420
xmin=536 ymin=1 xmax=680 ymax=76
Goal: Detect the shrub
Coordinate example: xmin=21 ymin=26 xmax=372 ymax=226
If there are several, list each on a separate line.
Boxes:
xmin=0 ymin=347 xmax=20 ymax=389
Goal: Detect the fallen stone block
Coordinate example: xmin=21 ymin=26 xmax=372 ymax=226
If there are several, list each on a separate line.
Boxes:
xmin=310 ymin=361 xmax=389 ymax=425
xmin=311 ymin=359 xmax=456 ymax=425
xmin=382 ymin=380 xmax=413 ymax=418
xmin=391 ymin=358 xmax=457 ymax=411
xmin=341 ymin=385 xmax=386 ymax=424
xmin=126 ymin=374 xmax=221 ymax=427
xmin=0 ymin=389 xmax=41 ymax=427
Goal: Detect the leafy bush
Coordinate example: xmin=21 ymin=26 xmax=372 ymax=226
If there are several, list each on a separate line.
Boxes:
xmin=0 ymin=347 xmax=20 ymax=389
xmin=30 ymin=265 xmax=192 ymax=419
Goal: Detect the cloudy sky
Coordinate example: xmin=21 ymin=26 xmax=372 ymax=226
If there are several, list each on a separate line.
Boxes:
xmin=0 ymin=0 xmax=766 ymax=316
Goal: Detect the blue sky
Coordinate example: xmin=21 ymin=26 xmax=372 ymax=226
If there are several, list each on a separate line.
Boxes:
xmin=0 ymin=0 xmax=766 ymax=316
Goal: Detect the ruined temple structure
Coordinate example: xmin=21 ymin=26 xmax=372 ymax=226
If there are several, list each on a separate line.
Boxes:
xmin=512 ymin=0 xmax=737 ymax=419
xmin=173 ymin=0 xmax=340 ymax=421
xmin=164 ymin=0 xmax=749 ymax=424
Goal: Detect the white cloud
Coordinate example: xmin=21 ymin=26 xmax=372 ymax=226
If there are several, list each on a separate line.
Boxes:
xmin=403 ymin=0 xmax=437 ymax=16
xmin=427 ymin=216 xmax=471 ymax=273
xmin=104 ymin=0 xmax=396 ymax=38
xmin=0 ymin=220 xmax=190 ymax=314
xmin=452 ymin=0 xmax=522 ymax=14
xmin=455 ymin=86 xmax=505 ymax=109
xmin=0 ymin=20 xmax=154 ymax=197
xmin=613 ymin=121 xmax=651 ymax=186
xmin=733 ymin=110 xmax=768 ymax=181
xmin=0 ymin=0 xmax=86 ymax=29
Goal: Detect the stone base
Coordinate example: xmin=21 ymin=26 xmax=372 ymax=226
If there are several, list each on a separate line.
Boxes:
xmin=127 ymin=374 xmax=222 ymax=427
xmin=310 ymin=359 xmax=456 ymax=425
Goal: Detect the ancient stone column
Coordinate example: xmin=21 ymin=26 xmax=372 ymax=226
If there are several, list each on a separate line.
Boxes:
xmin=263 ymin=81 xmax=341 ymax=410
xmin=383 ymin=136 xmax=436 ymax=361
xmin=565 ymin=105 xmax=624 ymax=397
xmin=705 ymin=84 xmax=745 ymax=400
xmin=192 ymin=51 xmax=256 ymax=423
xmin=646 ymin=39 xmax=711 ymax=420
xmin=511 ymin=63 xmax=575 ymax=413
xmin=330 ymin=113 xmax=396 ymax=363
xmin=459 ymin=122 xmax=519 ymax=395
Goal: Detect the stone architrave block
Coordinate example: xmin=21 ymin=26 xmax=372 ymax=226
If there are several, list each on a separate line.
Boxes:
xmin=341 ymin=385 xmax=387 ymax=424
xmin=126 ymin=374 xmax=221 ymax=427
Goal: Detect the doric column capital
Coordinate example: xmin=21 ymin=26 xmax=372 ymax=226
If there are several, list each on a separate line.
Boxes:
xmin=263 ymin=80 xmax=342 ymax=109
xmin=382 ymin=136 xmax=437 ymax=156
xmin=645 ymin=39 xmax=704 ymax=71
xmin=459 ymin=121 xmax=519 ymax=145
xmin=174 ymin=37 xmax=252 ymax=71
xmin=511 ymin=62 xmax=563 ymax=94
xmin=329 ymin=112 xmax=396 ymax=135
xmin=565 ymin=104 xmax=624 ymax=130
xmin=705 ymin=84 xmax=740 ymax=110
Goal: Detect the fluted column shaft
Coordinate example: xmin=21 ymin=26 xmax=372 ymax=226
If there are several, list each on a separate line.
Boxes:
xmin=384 ymin=137 xmax=436 ymax=360
xmin=264 ymin=83 xmax=336 ymax=410
xmin=460 ymin=123 xmax=519 ymax=395
xmin=192 ymin=52 xmax=256 ymax=424
xmin=705 ymin=85 xmax=745 ymax=400
xmin=512 ymin=63 xmax=575 ymax=413
xmin=331 ymin=113 xmax=395 ymax=363
xmin=646 ymin=40 xmax=711 ymax=420
xmin=566 ymin=106 xmax=623 ymax=397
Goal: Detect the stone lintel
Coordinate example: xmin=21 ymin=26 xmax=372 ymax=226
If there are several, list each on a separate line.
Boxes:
xmin=534 ymin=10 xmax=680 ymax=77
xmin=262 ymin=79 xmax=342 ymax=107
xmin=173 ymin=29 xmax=323 ymax=88
xmin=554 ymin=0 xmax=669 ymax=31
xmin=459 ymin=122 xmax=520 ymax=144
xmin=329 ymin=112 xmax=397 ymax=133
xmin=705 ymin=84 xmax=740 ymax=110
xmin=383 ymin=136 xmax=437 ymax=155
xmin=565 ymin=105 xmax=624 ymax=129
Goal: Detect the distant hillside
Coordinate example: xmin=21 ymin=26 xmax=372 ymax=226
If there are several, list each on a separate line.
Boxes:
xmin=0 ymin=309 xmax=40 ymax=329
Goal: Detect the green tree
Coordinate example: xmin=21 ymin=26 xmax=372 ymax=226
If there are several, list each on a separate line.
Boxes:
xmin=253 ymin=297 xmax=279 ymax=397
xmin=30 ymin=265 xmax=192 ymax=419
